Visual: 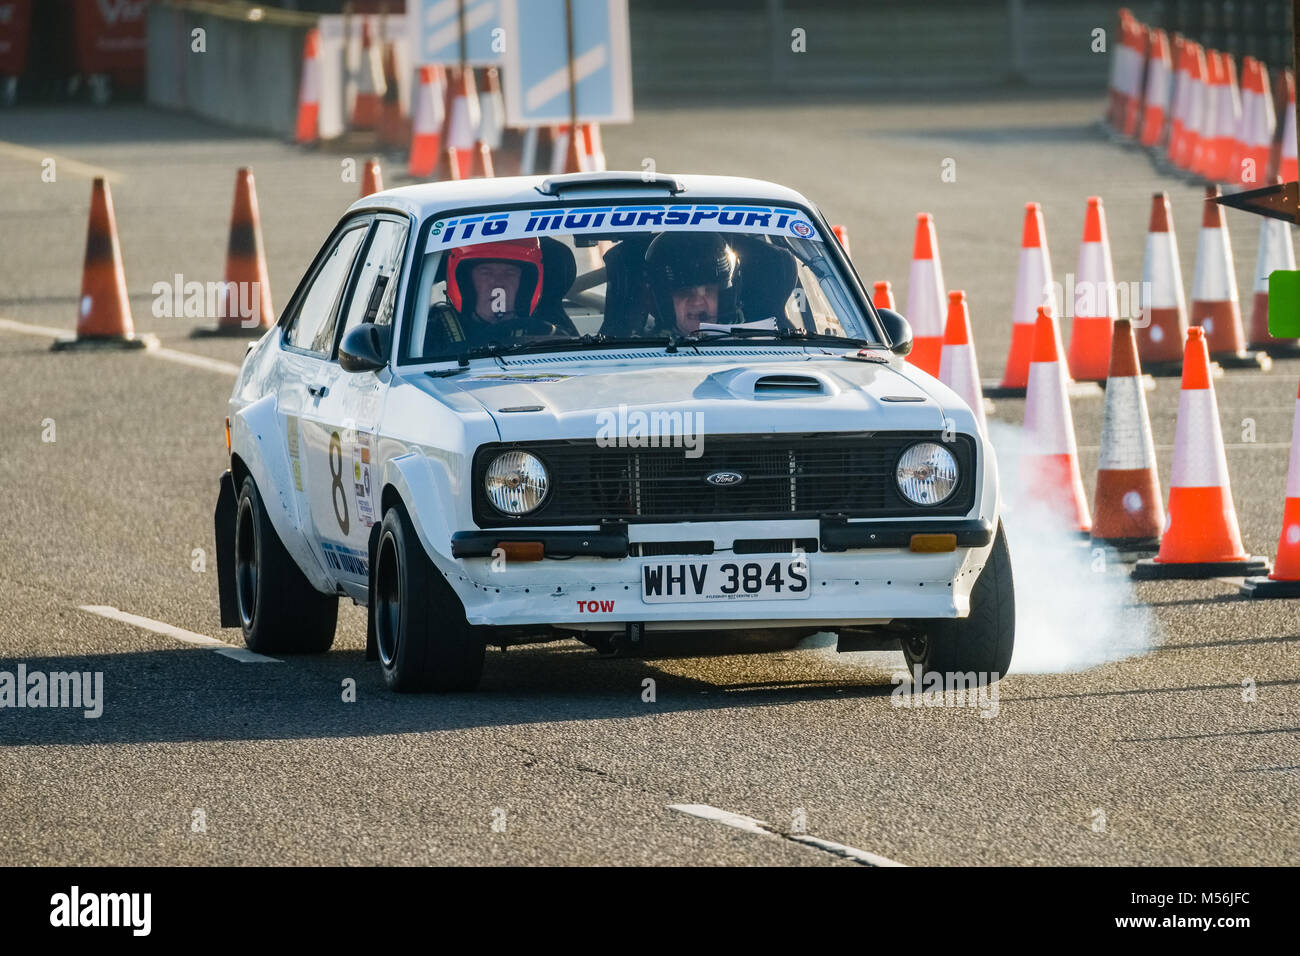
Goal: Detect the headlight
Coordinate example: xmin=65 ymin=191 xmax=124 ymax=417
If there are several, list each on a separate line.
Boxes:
xmin=895 ymin=442 xmax=958 ymax=505
xmin=484 ymin=451 xmax=550 ymax=515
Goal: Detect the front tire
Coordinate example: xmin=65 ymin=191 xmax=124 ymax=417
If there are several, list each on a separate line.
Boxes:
xmin=902 ymin=520 xmax=1014 ymax=678
xmin=234 ymin=474 xmax=337 ymax=653
xmin=373 ymin=502 xmax=485 ymax=692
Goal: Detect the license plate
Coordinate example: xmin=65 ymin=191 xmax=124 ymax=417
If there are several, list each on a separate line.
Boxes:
xmin=640 ymin=557 xmax=812 ymax=604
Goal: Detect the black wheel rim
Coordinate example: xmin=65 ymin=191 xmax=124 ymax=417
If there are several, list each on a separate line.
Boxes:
xmin=375 ymin=530 xmax=402 ymax=667
xmin=234 ymin=495 xmax=258 ymax=630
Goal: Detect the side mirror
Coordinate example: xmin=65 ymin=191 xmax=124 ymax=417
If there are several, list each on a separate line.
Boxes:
xmin=339 ymin=323 xmax=392 ymax=373
xmin=877 ymin=308 xmax=913 ymax=357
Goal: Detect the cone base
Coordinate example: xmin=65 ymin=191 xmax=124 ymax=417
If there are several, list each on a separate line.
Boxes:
xmin=191 ymin=324 xmax=270 ymax=339
xmin=981 ymin=381 xmax=1025 ymax=399
xmin=1240 ymin=576 xmax=1300 ymax=599
xmin=1210 ymin=350 xmax=1272 ymax=370
xmin=1090 ymin=536 xmax=1161 ymax=557
xmin=1132 ymin=556 xmax=1271 ymax=580
xmin=1067 ymin=380 xmax=1103 ymax=399
xmin=1247 ymin=341 xmax=1300 ymax=359
xmin=51 ymin=333 xmax=157 ymax=352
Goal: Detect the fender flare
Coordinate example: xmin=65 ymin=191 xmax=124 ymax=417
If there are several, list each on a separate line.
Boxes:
xmin=380 ymin=452 xmax=460 ymax=569
xmin=230 ymin=393 xmax=335 ymax=593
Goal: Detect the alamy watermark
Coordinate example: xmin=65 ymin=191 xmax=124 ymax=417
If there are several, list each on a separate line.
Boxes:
xmin=1 ymin=665 xmax=103 ymax=718
xmin=151 ymin=274 xmax=262 ymax=328
xmin=595 ymin=404 xmax=704 ymax=458
xmin=891 ymin=666 xmax=999 ymax=718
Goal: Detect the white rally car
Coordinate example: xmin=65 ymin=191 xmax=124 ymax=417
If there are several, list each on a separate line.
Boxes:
xmin=214 ymin=172 xmax=1012 ymax=691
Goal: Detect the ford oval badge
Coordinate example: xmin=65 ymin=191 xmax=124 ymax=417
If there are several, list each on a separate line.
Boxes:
xmin=704 ymin=470 xmax=746 ymax=487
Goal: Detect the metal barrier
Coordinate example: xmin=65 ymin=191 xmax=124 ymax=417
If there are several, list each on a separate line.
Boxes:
xmin=148 ymin=0 xmax=316 ymax=138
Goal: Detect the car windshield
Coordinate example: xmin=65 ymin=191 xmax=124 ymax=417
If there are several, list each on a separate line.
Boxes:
xmin=400 ymin=199 xmax=881 ymax=363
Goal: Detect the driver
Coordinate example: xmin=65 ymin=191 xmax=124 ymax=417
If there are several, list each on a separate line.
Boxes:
xmin=643 ymin=232 xmax=743 ymax=335
xmin=431 ymin=238 xmax=560 ymax=351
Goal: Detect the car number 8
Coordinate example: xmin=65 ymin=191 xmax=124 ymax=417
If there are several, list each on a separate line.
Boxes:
xmin=329 ymin=431 xmax=350 ymax=535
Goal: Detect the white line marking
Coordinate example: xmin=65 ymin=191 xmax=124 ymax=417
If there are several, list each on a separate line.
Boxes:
xmin=79 ymin=605 xmax=280 ymax=663
xmin=668 ymin=803 xmax=905 ymax=866
xmin=153 ymin=346 xmax=242 ymax=376
xmin=0 ymin=140 xmax=122 ymax=182
xmin=0 ymin=318 xmax=241 ymax=376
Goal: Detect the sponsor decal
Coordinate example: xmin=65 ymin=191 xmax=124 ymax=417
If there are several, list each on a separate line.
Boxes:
xmin=321 ymin=540 xmax=369 ymax=577
xmin=426 ymin=204 xmax=823 ymax=252
xmin=352 ymin=432 xmax=375 ymax=528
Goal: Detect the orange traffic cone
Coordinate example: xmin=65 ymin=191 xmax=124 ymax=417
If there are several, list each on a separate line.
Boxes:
xmin=1022 ymin=306 xmax=1091 ymax=533
xmin=350 ymin=21 xmax=385 ymax=131
xmin=1135 ymin=191 xmax=1189 ymax=374
xmin=904 ymin=212 xmax=945 ymax=377
xmin=1120 ymin=23 xmax=1148 ymax=140
xmin=582 ymin=123 xmax=606 ymax=171
xmin=376 ymin=40 xmax=407 ymax=149
xmin=1192 ymin=50 xmax=1222 ymax=181
xmin=470 ymin=140 xmax=495 ymax=178
xmin=1246 ymin=182 xmax=1300 ymax=357
xmin=1190 ymin=186 xmax=1269 ymax=368
xmin=295 ymin=28 xmax=321 ymax=145
xmin=988 ymin=202 xmax=1054 ymax=398
xmin=872 ymin=281 xmax=895 ymax=310
xmin=1091 ymin=319 xmax=1163 ymax=554
xmin=1235 ymin=57 xmax=1275 ymax=186
xmin=361 ymin=158 xmax=383 ymax=197
xmin=1139 ymin=28 xmax=1173 ymax=148
xmin=1170 ymin=42 xmax=1206 ymax=173
xmin=477 ymin=66 xmax=506 ymax=152
xmin=938 ymin=291 xmax=988 ymax=435
xmin=1241 ymin=378 xmax=1300 ymax=597
xmin=442 ymin=67 xmax=481 ymax=180
xmin=407 ymin=65 xmax=445 ymax=178
xmin=561 ymin=124 xmax=584 ymax=173
xmin=1163 ymin=38 xmax=1192 ymax=168
xmin=832 ymin=225 xmax=851 ymax=258
xmin=1133 ymin=327 xmax=1270 ymax=579
xmin=53 ymin=177 xmax=154 ymax=351
xmin=192 ymin=168 xmax=274 ymax=338
xmin=1278 ymin=71 xmax=1297 ymax=183
xmin=1066 ymin=197 xmax=1117 ymax=383
xmin=1210 ymin=52 xmax=1242 ymax=184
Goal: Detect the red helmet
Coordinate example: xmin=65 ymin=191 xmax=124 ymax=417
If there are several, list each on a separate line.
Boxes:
xmin=446 ymin=238 xmax=544 ymax=317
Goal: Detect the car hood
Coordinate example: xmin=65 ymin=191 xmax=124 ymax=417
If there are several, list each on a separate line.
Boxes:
xmin=411 ymin=351 xmax=955 ymax=442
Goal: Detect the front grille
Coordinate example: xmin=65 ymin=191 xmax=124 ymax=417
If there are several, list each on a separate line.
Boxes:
xmin=473 ymin=432 xmax=976 ymax=527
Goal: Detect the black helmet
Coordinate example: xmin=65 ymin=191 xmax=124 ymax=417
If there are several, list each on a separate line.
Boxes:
xmin=644 ymin=232 xmax=741 ymax=329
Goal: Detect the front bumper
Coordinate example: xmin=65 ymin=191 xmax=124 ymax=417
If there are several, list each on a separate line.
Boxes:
xmin=442 ymin=518 xmax=994 ymax=629
xmin=450 ymin=517 xmax=992 ymax=559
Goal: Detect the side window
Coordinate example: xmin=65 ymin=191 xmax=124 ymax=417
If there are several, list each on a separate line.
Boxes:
xmin=285 ymin=225 xmax=367 ymax=354
xmin=340 ymin=219 xmax=409 ymax=340
xmin=789 ymin=261 xmax=847 ymax=337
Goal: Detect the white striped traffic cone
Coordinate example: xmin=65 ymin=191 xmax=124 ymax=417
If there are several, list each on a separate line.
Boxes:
xmin=1241 ymin=377 xmax=1300 ymax=598
xmin=1091 ymin=318 xmax=1163 ymax=554
xmin=904 ymin=212 xmax=945 ymax=377
xmin=1022 ymin=306 xmax=1091 ymax=534
xmin=350 ymin=20 xmax=385 ymax=131
xmin=1211 ymin=52 xmax=1242 ymax=183
xmin=442 ymin=67 xmax=481 ymax=180
xmin=1246 ymin=186 xmax=1300 ymax=357
xmin=1133 ymin=327 xmax=1270 ymax=579
xmin=1235 ymin=57 xmax=1276 ymax=186
xmin=295 ymin=28 xmax=321 ymax=145
xmin=1139 ymin=28 xmax=1173 ymax=148
xmin=1135 ymin=191 xmax=1189 ymax=374
xmin=939 ymin=291 xmax=988 ymax=435
xmin=1190 ymin=186 xmax=1269 ymax=368
xmin=477 ymin=66 xmax=506 ymax=150
xmin=1067 ymin=197 xmax=1117 ymax=383
xmin=988 ymin=202 xmax=1054 ymax=398
xmin=1163 ymin=38 xmax=1193 ymax=168
xmin=407 ymin=65 xmax=446 ymax=178
xmin=1278 ymin=71 xmax=1297 ymax=183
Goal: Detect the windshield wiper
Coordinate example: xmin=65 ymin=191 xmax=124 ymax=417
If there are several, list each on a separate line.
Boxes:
xmin=683 ymin=327 xmax=875 ymax=349
xmin=463 ymin=333 xmax=671 ymax=359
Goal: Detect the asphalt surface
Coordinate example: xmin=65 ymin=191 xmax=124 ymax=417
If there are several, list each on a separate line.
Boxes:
xmin=1 ymin=93 xmax=1298 ymax=866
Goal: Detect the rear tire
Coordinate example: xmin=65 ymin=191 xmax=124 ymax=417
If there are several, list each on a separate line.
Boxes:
xmin=234 ymin=475 xmax=337 ymax=654
xmin=372 ymin=502 xmax=485 ymax=692
xmin=902 ymin=520 xmax=1014 ymax=678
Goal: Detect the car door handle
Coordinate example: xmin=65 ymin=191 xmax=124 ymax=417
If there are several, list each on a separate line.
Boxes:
xmin=308 ymin=384 xmax=329 ymax=398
